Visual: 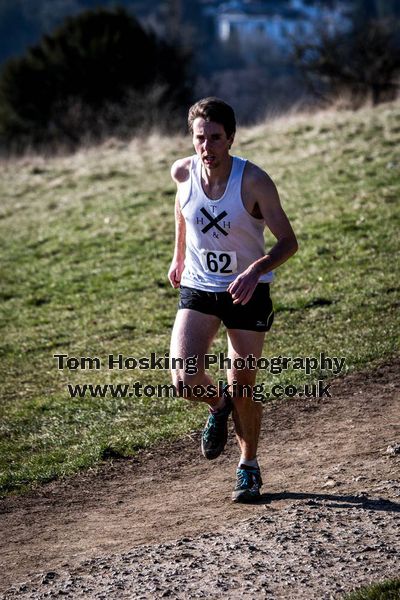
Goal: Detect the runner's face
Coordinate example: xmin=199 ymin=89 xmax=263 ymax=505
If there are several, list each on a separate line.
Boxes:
xmin=192 ymin=118 xmax=233 ymax=169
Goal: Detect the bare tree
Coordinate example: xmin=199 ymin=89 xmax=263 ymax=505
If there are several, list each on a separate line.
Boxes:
xmin=292 ymin=17 xmax=400 ymax=107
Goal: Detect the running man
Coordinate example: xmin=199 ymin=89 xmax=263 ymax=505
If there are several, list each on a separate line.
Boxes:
xmin=168 ymin=97 xmax=298 ymax=502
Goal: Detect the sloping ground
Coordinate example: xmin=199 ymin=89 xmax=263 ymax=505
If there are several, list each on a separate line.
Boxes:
xmin=1 ymin=101 xmax=399 ymax=498
xmin=1 ymin=358 xmax=399 ymax=599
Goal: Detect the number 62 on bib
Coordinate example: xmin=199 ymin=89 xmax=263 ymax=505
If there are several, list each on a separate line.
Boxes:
xmin=200 ymin=249 xmax=238 ymax=275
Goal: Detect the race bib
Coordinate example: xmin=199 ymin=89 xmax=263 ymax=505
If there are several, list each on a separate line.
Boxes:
xmin=200 ymin=249 xmax=237 ymax=276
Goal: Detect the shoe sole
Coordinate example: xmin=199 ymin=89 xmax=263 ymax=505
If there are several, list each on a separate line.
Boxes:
xmin=201 ymin=427 xmax=228 ymax=460
xmin=201 ymin=399 xmax=232 ymax=460
xmin=232 ymin=489 xmax=261 ymax=503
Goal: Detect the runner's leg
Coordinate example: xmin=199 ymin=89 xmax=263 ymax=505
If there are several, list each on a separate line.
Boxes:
xmin=226 ymin=329 xmax=265 ymax=460
xmin=170 ymin=308 xmax=221 ymax=407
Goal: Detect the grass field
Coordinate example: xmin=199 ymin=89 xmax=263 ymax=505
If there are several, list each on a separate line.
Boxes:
xmin=344 ymin=578 xmax=400 ymax=600
xmin=0 ymin=101 xmax=399 ymax=496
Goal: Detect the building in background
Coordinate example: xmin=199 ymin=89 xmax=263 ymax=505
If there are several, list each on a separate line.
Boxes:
xmin=206 ymin=0 xmax=351 ymax=61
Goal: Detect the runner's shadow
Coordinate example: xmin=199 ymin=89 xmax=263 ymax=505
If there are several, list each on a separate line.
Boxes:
xmin=256 ymin=491 xmax=400 ymax=513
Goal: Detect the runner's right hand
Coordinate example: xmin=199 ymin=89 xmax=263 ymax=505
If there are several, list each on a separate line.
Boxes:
xmin=168 ymin=259 xmax=185 ymax=288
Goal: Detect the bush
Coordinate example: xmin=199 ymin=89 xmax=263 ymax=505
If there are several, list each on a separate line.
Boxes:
xmin=0 ymin=7 xmax=192 ymax=153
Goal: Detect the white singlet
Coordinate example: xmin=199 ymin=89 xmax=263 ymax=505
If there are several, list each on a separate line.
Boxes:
xmin=179 ymin=154 xmax=274 ymax=292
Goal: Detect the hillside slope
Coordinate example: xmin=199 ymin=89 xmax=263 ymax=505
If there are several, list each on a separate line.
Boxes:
xmin=0 ymin=101 xmax=399 ymax=494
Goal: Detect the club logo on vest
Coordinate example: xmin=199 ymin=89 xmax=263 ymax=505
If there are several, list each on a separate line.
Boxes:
xmin=196 ymin=206 xmax=231 ymax=238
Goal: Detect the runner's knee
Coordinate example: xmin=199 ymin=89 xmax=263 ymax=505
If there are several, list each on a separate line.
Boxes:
xmin=228 ymin=369 xmax=257 ymax=395
xmin=171 ymin=369 xmax=206 ymax=396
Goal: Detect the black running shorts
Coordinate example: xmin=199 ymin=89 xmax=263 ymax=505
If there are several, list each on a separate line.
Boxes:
xmin=178 ymin=283 xmax=274 ymax=332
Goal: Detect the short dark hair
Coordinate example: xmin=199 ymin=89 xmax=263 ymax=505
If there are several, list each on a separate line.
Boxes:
xmin=188 ymin=97 xmax=236 ymax=139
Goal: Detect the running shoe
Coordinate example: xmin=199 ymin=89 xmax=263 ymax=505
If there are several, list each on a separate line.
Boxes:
xmin=201 ymin=393 xmax=233 ymax=460
xmin=232 ymin=464 xmax=263 ymax=503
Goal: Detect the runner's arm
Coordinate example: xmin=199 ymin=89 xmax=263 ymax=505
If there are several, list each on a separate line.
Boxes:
xmin=168 ymin=192 xmax=186 ymax=288
xmin=227 ymin=167 xmax=298 ymax=305
xmin=168 ymin=159 xmax=190 ymax=288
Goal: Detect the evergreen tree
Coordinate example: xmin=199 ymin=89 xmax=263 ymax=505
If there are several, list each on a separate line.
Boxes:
xmin=0 ymin=7 xmax=192 ymax=152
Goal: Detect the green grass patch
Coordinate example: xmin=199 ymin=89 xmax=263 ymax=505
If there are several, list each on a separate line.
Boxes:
xmin=343 ymin=579 xmax=400 ymax=600
xmin=0 ymin=103 xmax=399 ymax=495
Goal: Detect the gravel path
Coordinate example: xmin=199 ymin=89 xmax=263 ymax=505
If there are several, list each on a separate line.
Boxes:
xmin=4 ymin=500 xmax=399 ymax=599
xmin=1 ymin=359 xmax=399 ymax=599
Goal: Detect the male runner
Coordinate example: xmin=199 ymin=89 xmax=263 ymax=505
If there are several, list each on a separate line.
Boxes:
xmin=168 ymin=97 xmax=298 ymax=502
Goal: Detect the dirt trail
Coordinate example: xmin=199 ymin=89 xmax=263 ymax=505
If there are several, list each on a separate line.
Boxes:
xmin=1 ymin=359 xmax=399 ymax=599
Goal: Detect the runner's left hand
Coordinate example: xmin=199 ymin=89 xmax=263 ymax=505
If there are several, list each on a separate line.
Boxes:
xmin=227 ymin=266 xmax=260 ymax=305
